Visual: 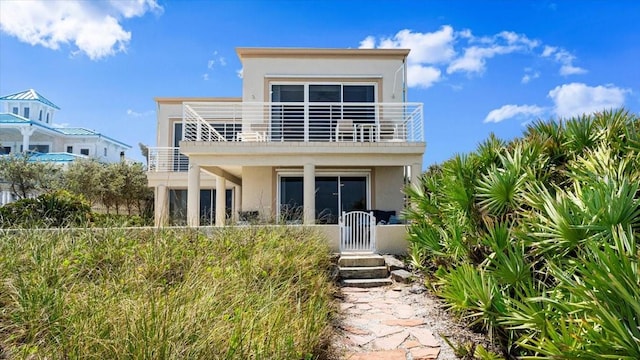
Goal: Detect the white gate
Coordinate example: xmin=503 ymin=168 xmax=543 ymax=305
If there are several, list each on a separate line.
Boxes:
xmin=339 ymin=211 xmax=376 ymax=252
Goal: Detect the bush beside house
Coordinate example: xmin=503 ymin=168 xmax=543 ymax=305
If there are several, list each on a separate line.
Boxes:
xmin=405 ymin=109 xmax=640 ymax=358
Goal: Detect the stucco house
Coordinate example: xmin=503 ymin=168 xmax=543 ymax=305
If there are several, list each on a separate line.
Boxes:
xmin=0 ymin=89 xmax=130 ymax=162
xmin=147 ymin=48 xmax=425 ymax=253
xmin=0 ymin=89 xmax=131 ymax=205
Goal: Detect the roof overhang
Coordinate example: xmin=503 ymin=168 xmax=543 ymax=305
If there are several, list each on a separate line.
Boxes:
xmin=236 ymin=48 xmax=410 ymax=61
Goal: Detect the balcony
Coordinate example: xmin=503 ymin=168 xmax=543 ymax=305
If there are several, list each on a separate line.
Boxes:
xmin=182 ymin=101 xmax=423 ymax=143
xmin=147 ymin=147 xmax=188 ymax=172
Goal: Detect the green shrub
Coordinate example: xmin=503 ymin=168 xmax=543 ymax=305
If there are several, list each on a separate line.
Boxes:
xmin=406 ymin=109 xmax=640 ymax=357
xmin=0 ymin=190 xmax=91 ymax=228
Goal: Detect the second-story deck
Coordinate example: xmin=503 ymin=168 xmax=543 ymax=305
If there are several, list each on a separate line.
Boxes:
xmin=148 ymin=101 xmax=424 ymax=172
xmin=182 ymin=101 xmax=423 ymax=143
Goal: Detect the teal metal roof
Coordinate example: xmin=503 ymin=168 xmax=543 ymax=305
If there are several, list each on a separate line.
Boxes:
xmin=0 ymin=113 xmax=29 ymax=123
xmin=0 ymin=89 xmax=61 ymax=110
xmin=27 ymin=152 xmax=86 ymax=163
xmin=55 ymin=127 xmax=99 ymax=136
xmin=0 ymin=113 xmax=131 ymax=149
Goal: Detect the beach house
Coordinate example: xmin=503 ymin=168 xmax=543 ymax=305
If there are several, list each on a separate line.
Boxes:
xmin=147 ymin=48 xmax=425 ymax=253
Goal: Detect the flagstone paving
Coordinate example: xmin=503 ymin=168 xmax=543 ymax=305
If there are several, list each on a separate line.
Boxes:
xmin=334 ymin=284 xmax=451 ymax=360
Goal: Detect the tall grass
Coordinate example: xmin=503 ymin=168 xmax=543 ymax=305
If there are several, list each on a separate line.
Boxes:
xmin=0 ymin=226 xmax=337 ymax=359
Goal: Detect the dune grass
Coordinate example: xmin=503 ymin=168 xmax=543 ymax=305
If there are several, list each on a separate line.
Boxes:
xmin=0 ymin=226 xmax=337 ymax=359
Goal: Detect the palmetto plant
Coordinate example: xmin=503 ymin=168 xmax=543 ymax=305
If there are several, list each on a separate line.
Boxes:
xmin=407 ymin=108 xmax=640 ymax=357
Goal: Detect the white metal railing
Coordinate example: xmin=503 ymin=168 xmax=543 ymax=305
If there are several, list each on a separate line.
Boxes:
xmin=182 ymin=102 xmax=423 ymax=143
xmin=147 ymin=147 xmax=189 ymax=172
xmin=339 ymin=211 xmax=376 ymax=252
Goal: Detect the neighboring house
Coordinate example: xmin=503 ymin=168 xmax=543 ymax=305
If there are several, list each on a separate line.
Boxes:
xmin=0 ymin=89 xmax=130 ymax=162
xmin=148 ymin=48 xmax=425 ymax=253
xmin=0 ymin=89 xmax=131 ymax=205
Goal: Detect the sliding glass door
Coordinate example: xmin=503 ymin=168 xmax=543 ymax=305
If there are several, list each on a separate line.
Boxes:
xmin=271 ymin=85 xmax=304 ymax=141
xmin=270 ymin=83 xmax=376 ymax=142
xmin=279 ymin=175 xmax=368 ymax=224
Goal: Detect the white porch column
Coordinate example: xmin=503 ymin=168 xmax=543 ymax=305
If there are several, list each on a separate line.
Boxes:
xmin=233 ymin=185 xmax=242 ymax=223
xmin=410 ymin=162 xmax=422 ymax=188
xmin=215 ymin=176 xmax=226 ymax=227
xmin=187 ymin=163 xmax=201 ymax=227
xmin=155 ymin=185 xmax=168 ymax=227
xmin=20 ymin=126 xmax=35 ymax=152
xmin=303 ymin=163 xmax=315 ymax=225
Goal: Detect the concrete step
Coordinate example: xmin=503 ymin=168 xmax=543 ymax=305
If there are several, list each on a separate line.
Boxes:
xmin=340 ymin=266 xmax=389 ymax=279
xmin=338 ymin=254 xmax=385 ymax=267
xmin=342 ymin=278 xmax=393 ymax=288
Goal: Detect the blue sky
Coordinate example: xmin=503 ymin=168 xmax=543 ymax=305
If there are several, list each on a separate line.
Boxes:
xmin=1 ymin=0 xmax=638 ymax=165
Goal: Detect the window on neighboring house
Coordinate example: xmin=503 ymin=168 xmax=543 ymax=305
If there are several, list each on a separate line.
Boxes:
xmin=66 ymin=146 xmax=73 ymax=153
xmin=1 ymin=146 xmax=11 ymax=154
xmin=20 ymin=144 xmax=50 ymax=153
xmin=39 ymin=110 xmax=43 ymax=121
xmin=23 ymin=107 xmax=29 ymax=119
xmin=104 ymin=147 xmax=107 ymax=157
xmin=12 ymin=107 xmax=18 ymax=115
xmin=46 ymin=113 xmax=50 ymax=123
xmin=80 ymin=148 xmax=89 ymax=156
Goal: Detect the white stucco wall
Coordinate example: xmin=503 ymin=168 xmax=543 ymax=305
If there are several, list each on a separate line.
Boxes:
xmin=373 ymin=166 xmax=405 ymax=214
xmin=241 ymin=56 xmax=405 ymax=103
xmin=241 ymin=166 xmax=274 ymax=219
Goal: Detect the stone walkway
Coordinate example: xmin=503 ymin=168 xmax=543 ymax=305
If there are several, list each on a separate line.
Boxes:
xmin=334 ymin=284 xmax=452 ymax=360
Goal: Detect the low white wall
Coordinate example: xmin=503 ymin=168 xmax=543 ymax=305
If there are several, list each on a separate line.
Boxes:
xmin=309 ymin=224 xmax=408 ymax=255
xmin=375 ymin=225 xmax=409 ymax=255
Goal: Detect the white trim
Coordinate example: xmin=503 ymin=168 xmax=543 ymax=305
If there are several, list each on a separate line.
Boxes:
xmin=265 ymin=74 xmax=382 ymax=79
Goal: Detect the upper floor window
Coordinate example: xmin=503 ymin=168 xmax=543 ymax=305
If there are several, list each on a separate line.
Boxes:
xmin=39 ymin=110 xmax=43 ymax=121
xmin=23 ymin=107 xmax=29 ymax=118
xmin=80 ymin=148 xmax=89 ymax=156
xmin=46 ymin=113 xmax=50 ymax=123
xmin=66 ymin=146 xmax=73 ymax=153
xmin=104 ymin=147 xmax=107 ymax=157
xmin=270 ymin=83 xmax=376 ymax=142
xmin=12 ymin=107 xmax=18 ymax=115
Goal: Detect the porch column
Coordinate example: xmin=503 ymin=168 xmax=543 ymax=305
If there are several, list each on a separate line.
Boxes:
xmin=215 ymin=176 xmax=226 ymax=227
xmin=20 ymin=126 xmax=35 ymax=152
xmin=155 ymin=184 xmax=168 ymax=227
xmin=187 ymin=163 xmax=201 ymax=227
xmin=303 ymin=163 xmax=315 ymax=225
xmin=410 ymin=162 xmax=422 ymax=188
xmin=233 ymin=185 xmax=242 ymax=223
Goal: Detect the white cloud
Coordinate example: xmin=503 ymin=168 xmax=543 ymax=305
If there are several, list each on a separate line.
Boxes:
xmin=447 ymin=31 xmax=539 ymax=75
xmin=484 ymin=104 xmax=545 ymax=123
xmin=359 ymin=36 xmax=376 ymax=49
xmin=559 ymin=64 xmax=587 ymax=76
xmin=126 ymin=109 xmax=154 ymax=117
xmin=407 ymin=65 xmax=441 ymax=88
xmin=521 ymin=68 xmax=540 ymax=84
xmin=236 ymin=68 xmax=244 ymax=79
xmin=541 ymin=45 xmax=557 ymax=57
xmin=202 ymin=74 xmax=209 ymax=81
xmin=540 ymin=46 xmax=587 ymax=76
xmin=358 ymin=26 xmax=585 ymax=87
xmin=0 ymin=0 xmax=162 ymax=60
xmin=359 ymin=27 xmax=454 ymax=88
xmin=362 ymin=27 xmax=456 ymax=64
xmin=548 ymin=83 xmax=629 ymax=118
